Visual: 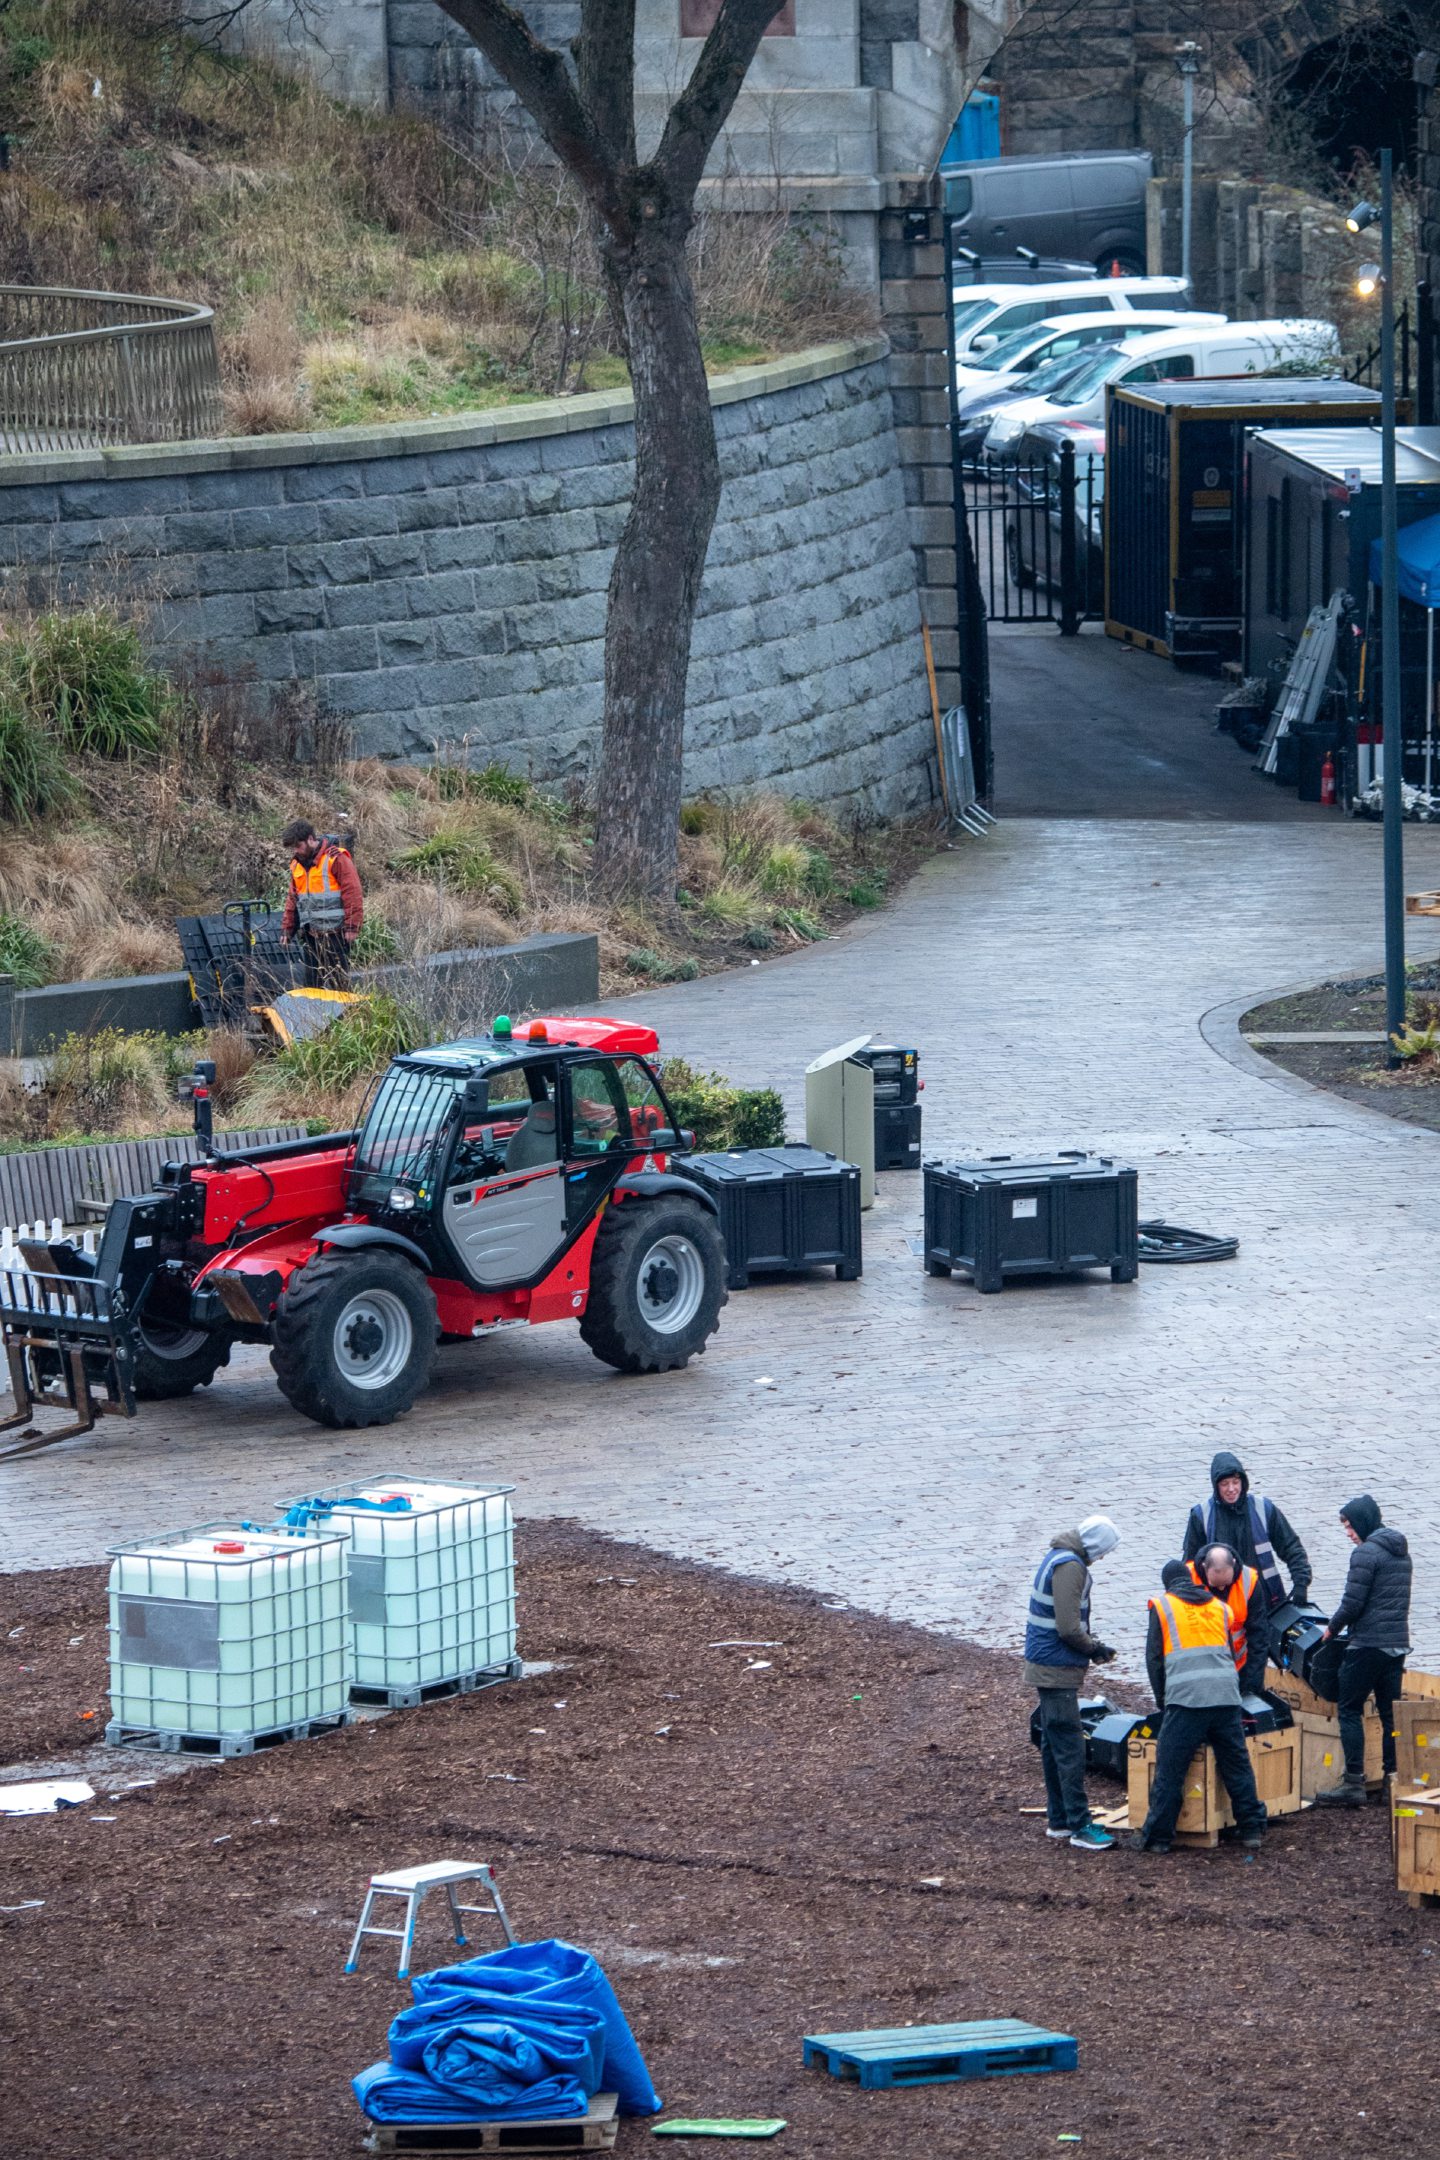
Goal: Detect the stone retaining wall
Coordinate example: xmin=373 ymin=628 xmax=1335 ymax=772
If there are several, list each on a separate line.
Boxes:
xmin=0 ymin=341 xmax=935 ymax=815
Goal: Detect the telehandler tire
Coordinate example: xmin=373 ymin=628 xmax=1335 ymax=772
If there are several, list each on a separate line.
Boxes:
xmin=580 ymin=1196 xmax=726 ymax=1374
xmin=271 ymin=1250 xmax=437 ymax=1428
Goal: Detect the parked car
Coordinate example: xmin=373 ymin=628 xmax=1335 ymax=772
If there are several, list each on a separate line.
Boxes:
xmin=951 ymin=275 xmax=1193 ymax=364
xmin=951 ymin=253 xmax=1099 ymax=286
xmin=956 ymin=349 xmax=1120 ymax=462
xmin=1002 ymin=418 xmax=1108 ymax=602
xmin=955 ymin=308 xmax=1223 ymax=397
xmin=942 ymin=150 xmax=1154 ymax=276
xmin=982 ymin=319 xmax=1342 ymax=460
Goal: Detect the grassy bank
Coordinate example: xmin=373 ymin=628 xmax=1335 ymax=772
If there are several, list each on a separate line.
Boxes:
xmin=0 ymin=0 xmax=868 ymax=430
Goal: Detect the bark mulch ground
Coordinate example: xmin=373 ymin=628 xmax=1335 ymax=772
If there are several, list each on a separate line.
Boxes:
xmin=2 ymin=1524 xmax=1436 ymax=2160
xmin=1243 ymin=960 xmax=1440 ymax=1130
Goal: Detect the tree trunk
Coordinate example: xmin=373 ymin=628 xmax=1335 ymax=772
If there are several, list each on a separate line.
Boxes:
xmin=590 ymin=217 xmax=720 ymax=907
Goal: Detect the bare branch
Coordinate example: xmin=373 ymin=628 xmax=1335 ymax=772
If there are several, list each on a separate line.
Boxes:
xmin=653 ymin=0 xmax=790 ymax=201
xmin=434 ymin=0 xmax=628 ymax=231
xmin=576 ymin=0 xmax=638 ymax=170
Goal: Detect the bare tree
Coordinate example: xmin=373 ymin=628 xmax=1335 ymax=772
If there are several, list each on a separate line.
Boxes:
xmin=433 ymin=0 xmax=786 ymax=907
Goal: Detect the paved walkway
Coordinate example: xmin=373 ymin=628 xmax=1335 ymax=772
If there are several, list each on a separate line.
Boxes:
xmin=8 ymin=814 xmax=1440 ymax=1677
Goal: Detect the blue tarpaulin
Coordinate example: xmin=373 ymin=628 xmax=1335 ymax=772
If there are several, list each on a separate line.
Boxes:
xmin=1369 ymin=513 xmax=1440 ymax=606
xmin=353 ymin=1939 xmax=662 ymax=2125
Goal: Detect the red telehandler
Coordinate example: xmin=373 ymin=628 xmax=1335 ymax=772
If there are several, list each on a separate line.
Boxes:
xmin=0 ymin=1016 xmax=726 ymax=1455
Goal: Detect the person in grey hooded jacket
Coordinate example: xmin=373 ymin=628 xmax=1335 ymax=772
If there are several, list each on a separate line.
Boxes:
xmin=1023 ymin=1516 xmax=1121 ymax=1851
xmin=1315 ymin=1493 xmax=1412 ymax=1806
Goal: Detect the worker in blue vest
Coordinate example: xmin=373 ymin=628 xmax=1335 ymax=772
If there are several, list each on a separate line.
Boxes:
xmin=1182 ymin=1452 xmax=1311 ymax=1617
xmin=1023 ymin=1516 xmax=1121 ymax=1852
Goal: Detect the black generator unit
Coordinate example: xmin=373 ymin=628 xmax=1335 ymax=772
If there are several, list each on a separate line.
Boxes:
xmin=1274 ymin=1605 xmax=1340 ymax=1700
xmin=850 ymin=1043 xmax=922 ymax=1171
xmin=672 ymin=1145 xmax=862 ymax=1291
xmin=922 ymin=1151 xmax=1139 ymax=1293
xmin=875 ymin=1103 xmax=923 ymax=1170
xmin=1028 ymin=1696 xmax=1151 ymax=1779
xmin=851 ymin=1042 xmax=919 ymax=1105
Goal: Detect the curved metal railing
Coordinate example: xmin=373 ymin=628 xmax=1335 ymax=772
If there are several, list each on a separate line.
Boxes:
xmin=0 ymin=286 xmax=223 ymax=454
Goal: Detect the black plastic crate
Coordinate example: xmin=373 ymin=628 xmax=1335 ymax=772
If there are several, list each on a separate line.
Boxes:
xmin=923 ymin=1151 xmax=1139 ymax=1293
xmin=875 ymin=1102 xmax=922 ymax=1170
xmin=673 ymin=1146 xmax=862 ymax=1290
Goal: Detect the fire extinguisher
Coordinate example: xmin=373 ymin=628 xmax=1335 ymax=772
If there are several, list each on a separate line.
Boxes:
xmin=1321 ymin=751 xmax=1337 ymax=806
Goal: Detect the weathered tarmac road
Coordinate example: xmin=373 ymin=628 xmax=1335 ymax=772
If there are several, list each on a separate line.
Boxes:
xmin=7 ymin=814 xmax=1440 ymax=1679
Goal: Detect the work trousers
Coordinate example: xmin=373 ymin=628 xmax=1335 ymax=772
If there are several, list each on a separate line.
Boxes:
xmin=1140 ymin=1704 xmax=1267 ymax=1846
xmin=300 ymin=928 xmax=351 ymax=991
xmin=1338 ymin=1645 xmax=1405 ymax=1778
xmin=1036 ymin=1686 xmax=1091 ymax=1832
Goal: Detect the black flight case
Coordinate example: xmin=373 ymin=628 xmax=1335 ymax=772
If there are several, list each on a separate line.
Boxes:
xmin=673 ymin=1145 xmax=862 ymax=1290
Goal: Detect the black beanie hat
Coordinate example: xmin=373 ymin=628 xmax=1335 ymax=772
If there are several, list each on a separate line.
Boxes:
xmin=1160 ymin=1557 xmax=1190 ymax=1589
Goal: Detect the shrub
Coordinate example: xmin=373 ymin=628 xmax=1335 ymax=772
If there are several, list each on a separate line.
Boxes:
xmin=659 ymin=1057 xmax=786 ymax=1151
xmin=760 ymin=843 xmax=811 ymax=897
xmin=773 ymin=907 xmax=823 ymax=940
xmin=10 ymin=606 xmax=172 ymax=758
xmin=45 ymin=1028 xmax=171 ymax=1133
xmin=267 ymin=993 xmax=421 ymax=1096
xmin=352 ymin=912 xmax=401 ymax=965
xmin=395 ymin=830 xmax=524 ymax=913
xmin=845 ymin=878 xmax=884 ymax=910
xmin=0 ymin=910 xmax=54 ymax=989
xmin=0 ymin=703 xmax=73 ymax=824
xmin=698 ymin=882 xmax=758 ymax=927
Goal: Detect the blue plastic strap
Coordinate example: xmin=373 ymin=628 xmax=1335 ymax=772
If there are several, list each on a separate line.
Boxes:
xmin=282 ymin=1493 xmax=414 ymax=1531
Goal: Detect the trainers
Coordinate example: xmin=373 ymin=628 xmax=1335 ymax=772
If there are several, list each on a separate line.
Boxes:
xmin=1069 ymin=1823 xmax=1116 ymax=1851
xmin=1045 ymin=1826 xmax=1073 ymax=1841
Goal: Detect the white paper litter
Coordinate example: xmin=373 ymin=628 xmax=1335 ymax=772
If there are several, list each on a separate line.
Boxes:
xmin=0 ymin=1778 xmax=95 ymax=1814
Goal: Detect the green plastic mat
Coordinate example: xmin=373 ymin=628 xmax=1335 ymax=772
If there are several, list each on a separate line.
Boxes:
xmin=652 ymin=2121 xmax=786 ymax=2139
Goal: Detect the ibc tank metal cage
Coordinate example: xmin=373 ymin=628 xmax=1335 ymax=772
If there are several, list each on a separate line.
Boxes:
xmin=106 ymin=1520 xmax=351 ymax=1753
xmin=277 ymin=1475 xmax=519 ymax=1707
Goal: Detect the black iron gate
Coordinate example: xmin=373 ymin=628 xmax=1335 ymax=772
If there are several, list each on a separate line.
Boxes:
xmin=959 ymin=442 xmax=1104 ymax=632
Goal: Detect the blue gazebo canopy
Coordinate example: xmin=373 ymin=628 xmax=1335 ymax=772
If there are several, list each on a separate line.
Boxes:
xmin=1370 ymin=513 xmax=1440 ymax=607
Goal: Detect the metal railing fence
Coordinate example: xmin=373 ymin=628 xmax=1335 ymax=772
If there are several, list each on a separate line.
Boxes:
xmin=0 ymin=285 xmax=222 ymax=453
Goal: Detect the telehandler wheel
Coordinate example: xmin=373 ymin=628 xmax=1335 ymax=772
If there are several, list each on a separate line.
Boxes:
xmin=132 ymin=1314 xmax=234 ymax=1400
xmin=271 ymin=1250 xmax=437 ymax=1429
xmin=580 ymin=1197 xmax=727 ymax=1374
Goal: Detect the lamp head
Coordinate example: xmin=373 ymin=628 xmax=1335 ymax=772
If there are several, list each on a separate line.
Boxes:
xmin=1174 ymin=39 xmax=1201 ymax=74
xmin=1356 ymin=262 xmax=1383 ymax=299
xmin=1347 ymin=199 xmax=1380 ymax=234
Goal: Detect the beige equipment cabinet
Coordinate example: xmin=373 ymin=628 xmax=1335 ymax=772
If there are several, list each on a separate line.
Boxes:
xmin=804 ymin=1037 xmax=875 ymax=1208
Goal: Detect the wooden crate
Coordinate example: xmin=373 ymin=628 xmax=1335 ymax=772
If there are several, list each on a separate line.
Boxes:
xmin=1265 ymin=1665 xmax=1338 ymax=1720
xmin=1293 ymin=1708 xmax=1383 ymax=1796
xmin=1403 ymin=1668 xmax=1440 ymax=1703
xmin=1395 ymin=1698 xmax=1440 ymax=1786
xmin=1394 ymin=1790 xmax=1440 ymax=1906
xmin=1127 ymin=1727 xmax=1301 ymax=1846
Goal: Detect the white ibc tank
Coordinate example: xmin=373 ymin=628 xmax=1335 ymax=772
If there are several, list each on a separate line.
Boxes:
xmin=302 ymin=1477 xmax=516 ymax=1692
xmin=107 ymin=1523 xmax=349 ymax=1739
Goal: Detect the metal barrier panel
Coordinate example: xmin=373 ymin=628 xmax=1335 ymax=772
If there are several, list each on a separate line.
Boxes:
xmin=0 ymin=284 xmax=221 ymax=451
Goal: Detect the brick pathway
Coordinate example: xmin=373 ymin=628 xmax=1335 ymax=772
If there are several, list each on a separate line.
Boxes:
xmin=7 ymin=817 xmax=1440 ymax=1676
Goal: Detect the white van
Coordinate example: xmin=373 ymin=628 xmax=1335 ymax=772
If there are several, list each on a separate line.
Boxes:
xmin=954 ymin=309 xmax=1225 ymax=397
xmin=951 ymin=275 xmax=1193 ymax=362
xmin=982 ymin=318 xmax=1341 ymax=458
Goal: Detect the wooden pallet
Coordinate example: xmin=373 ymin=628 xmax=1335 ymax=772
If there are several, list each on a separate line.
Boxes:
xmin=349 ymin=1657 xmax=523 ymax=1711
xmin=803 ymin=2019 xmax=1076 ymax=2089
xmin=103 ymin=1709 xmax=350 ymax=1758
xmin=362 ymin=2092 xmax=618 ymax=2154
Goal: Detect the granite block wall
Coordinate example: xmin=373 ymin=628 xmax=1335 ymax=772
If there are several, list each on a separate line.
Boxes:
xmin=0 ymin=341 xmax=935 ymax=815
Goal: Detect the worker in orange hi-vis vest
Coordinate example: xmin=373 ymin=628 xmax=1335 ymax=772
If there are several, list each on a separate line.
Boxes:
xmin=1130 ymin=1558 xmax=1267 ymax=1858
xmin=280 ymin=818 xmax=364 ymax=990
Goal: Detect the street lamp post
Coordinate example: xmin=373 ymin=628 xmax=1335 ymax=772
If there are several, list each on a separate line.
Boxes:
xmin=1349 ymin=157 xmax=1405 ymax=1063
xmin=1175 ymin=43 xmax=1202 ymax=287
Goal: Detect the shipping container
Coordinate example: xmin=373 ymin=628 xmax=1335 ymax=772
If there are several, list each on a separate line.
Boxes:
xmin=1105 ymin=378 xmax=1384 ymax=666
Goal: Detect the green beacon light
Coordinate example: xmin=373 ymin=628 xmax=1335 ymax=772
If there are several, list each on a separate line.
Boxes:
xmin=492 ymin=1014 xmax=513 ymax=1040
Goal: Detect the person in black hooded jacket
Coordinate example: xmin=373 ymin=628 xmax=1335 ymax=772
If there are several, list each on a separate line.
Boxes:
xmin=1183 ymin=1451 xmax=1311 ymax=1616
xmin=1315 ymin=1493 xmax=1412 ymax=1807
